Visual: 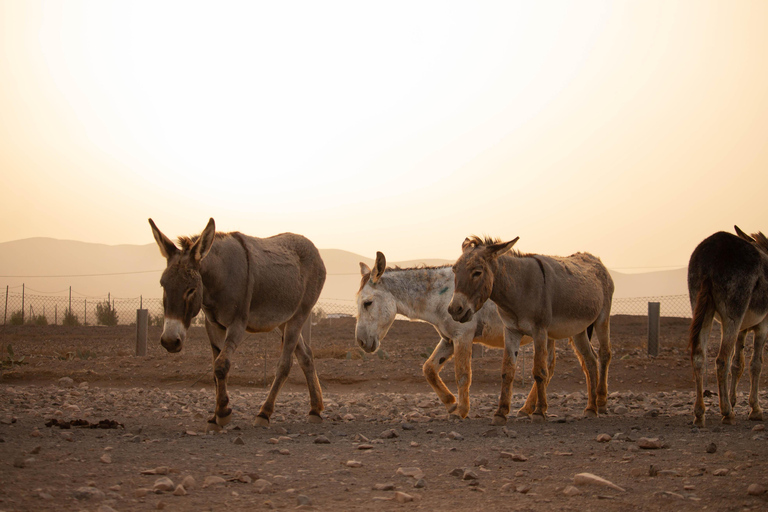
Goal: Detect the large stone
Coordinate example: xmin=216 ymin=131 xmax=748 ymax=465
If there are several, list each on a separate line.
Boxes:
xmin=153 ymin=477 xmax=175 ymax=492
xmin=573 ymin=472 xmax=625 ymax=492
xmin=396 ymin=467 xmax=424 ymax=480
xmin=637 ymin=437 xmax=663 ymax=449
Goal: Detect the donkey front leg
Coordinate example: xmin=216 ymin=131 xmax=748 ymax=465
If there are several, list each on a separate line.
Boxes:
xmin=518 ymin=338 xmax=555 ymax=417
xmin=204 ymin=320 xmax=240 ymax=432
xmin=292 ymin=324 xmax=325 ymax=423
xmin=493 ymin=329 xmax=522 ymax=425
xmin=255 ymin=321 xmax=303 ymax=426
xmin=747 ymin=325 xmax=767 ymax=421
xmin=452 ymin=335 xmax=474 ymax=418
xmin=422 ymin=338 xmax=457 ymax=413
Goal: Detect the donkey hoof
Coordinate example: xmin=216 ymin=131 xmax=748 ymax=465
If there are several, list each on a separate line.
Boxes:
xmin=307 ymin=412 xmax=323 ymax=424
xmin=597 ymin=406 xmax=608 ymax=415
xmin=205 ymin=421 xmax=223 ymax=433
xmin=749 ymin=410 xmax=764 ymax=421
xmin=583 ymin=409 xmax=598 ymax=418
xmin=446 ymin=403 xmax=458 ymax=414
xmin=693 ymin=416 xmax=705 ymax=428
xmin=216 ymin=414 xmax=232 ymax=427
xmin=253 ymin=414 xmax=270 ymax=427
xmin=721 ymin=414 xmax=735 ymax=425
xmin=491 ymin=415 xmax=508 ymax=426
xmin=531 ymin=413 xmax=547 ymax=423
xmin=516 ymin=409 xmax=532 ymax=418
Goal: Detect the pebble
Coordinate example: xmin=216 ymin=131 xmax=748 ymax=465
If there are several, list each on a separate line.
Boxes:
xmin=347 ymin=460 xmax=362 ymax=468
xmin=573 ymin=472 xmax=625 ymax=492
xmin=58 ymin=377 xmax=74 ymax=388
xmin=462 ymin=469 xmax=478 ymax=480
xmin=394 ymin=491 xmax=414 ymax=503
xmin=254 ymin=479 xmax=272 ymax=493
xmin=173 ymin=484 xmax=187 ymax=496
xmin=397 ymin=467 xmax=424 ymax=479
xmin=357 ymin=444 xmax=374 ymax=450
xmin=142 ymin=466 xmax=170 ymax=475
xmin=613 ymin=405 xmax=628 ymax=415
xmin=153 ymin=477 xmax=175 ymax=492
xmin=296 ymin=495 xmax=312 ymax=507
xmin=637 ymin=437 xmax=663 ymax=449
xmin=373 ymin=483 xmax=395 ymax=491
xmin=381 ymin=429 xmax=398 ymax=439
xmin=233 ymin=436 xmax=245 ymax=445
xmin=473 ymin=456 xmax=489 ymax=467
xmin=73 ymin=486 xmax=105 ymax=500
xmin=314 ymin=435 xmax=331 ymax=444
xmin=563 ymin=485 xmax=582 ymax=496
xmin=713 ymin=468 xmax=729 ymax=477
xmin=752 ymin=424 xmax=765 ymax=432
xmin=500 ymin=451 xmax=528 ymax=462
xmin=203 ymin=476 xmax=226 ymax=488
xmin=100 ymin=454 xmax=112 ymax=464
xmin=448 ymin=431 xmax=464 ymax=441
xmin=414 ymin=478 xmax=426 ymax=488
xmin=596 ymin=433 xmax=611 ymax=443
xmin=181 ymin=476 xmax=196 ymax=490
xmin=747 ymin=483 xmax=766 ymax=496
xmin=706 ymin=443 xmax=717 ymax=453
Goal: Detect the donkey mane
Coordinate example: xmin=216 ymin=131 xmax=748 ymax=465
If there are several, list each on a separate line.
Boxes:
xmin=465 ymin=234 xmax=532 ymax=259
xmin=749 ymin=231 xmax=768 ymax=254
xmin=358 ymin=263 xmax=453 ymax=294
xmin=177 ymin=232 xmax=233 ymax=251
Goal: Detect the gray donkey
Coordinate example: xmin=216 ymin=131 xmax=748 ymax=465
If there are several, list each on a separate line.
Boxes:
xmin=688 ymin=226 xmax=768 ymax=427
xmin=448 ymin=236 xmax=614 ymax=423
xmin=149 ymin=218 xmax=326 ymax=430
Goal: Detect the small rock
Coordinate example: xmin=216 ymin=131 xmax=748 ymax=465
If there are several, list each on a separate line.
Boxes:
xmin=706 ymin=442 xmax=717 ymax=453
xmin=380 ymin=429 xmax=398 ymax=439
xmin=134 ymin=488 xmax=151 ymax=498
xmin=233 ymin=436 xmax=245 ymax=445
xmin=13 ymin=457 xmax=25 ymax=468
xmin=153 ymin=477 xmax=175 ymax=492
xmin=61 ymin=432 xmax=74 ymax=442
xmin=100 ymin=454 xmax=112 ymax=464
xmin=747 ymin=483 xmax=766 ymax=496
xmin=713 ymin=468 xmax=729 ymax=477
xmin=181 ymin=475 xmax=196 ymax=490
xmin=73 ymin=486 xmax=105 ymax=500
xmin=142 ymin=466 xmax=170 ymax=475
xmin=173 ymin=484 xmax=187 ymax=496
xmin=401 ymin=422 xmax=415 ymax=430
xmin=563 ymin=485 xmax=582 ymax=496
xmin=596 ymin=434 xmax=611 ymax=443
xmin=347 ymin=460 xmax=362 ymax=468
xmin=373 ymin=483 xmax=395 ymax=491
xmin=30 ymin=445 xmax=41 ymax=454
xmin=613 ymin=405 xmax=628 ymax=415
xmin=473 ymin=456 xmax=490 ymax=467
xmin=314 ymin=435 xmax=331 ymax=444
xmin=448 ymin=431 xmax=464 ymax=441
xmin=254 ymin=479 xmax=272 ymax=493
xmin=202 ymin=476 xmax=226 ymax=488
xmin=396 ymin=467 xmax=424 ymax=479
xmin=414 ymin=478 xmax=426 ymax=488
xmin=462 ymin=469 xmax=478 ymax=481
xmin=573 ymin=472 xmax=625 ymax=492
xmin=637 ymin=437 xmax=663 ymax=449
xmin=357 ymin=444 xmax=373 ymax=450
xmin=29 ymin=429 xmax=42 ymax=438
xmin=752 ymin=424 xmax=766 ymax=432
xmin=410 ymin=441 xmax=420 ymax=448
xmin=394 ymin=491 xmax=414 ymax=503
xmin=58 ymin=377 xmax=75 ymax=388
xmin=296 ymin=494 xmax=312 ymax=506
xmin=516 ymin=484 xmax=531 ymax=494
xmin=500 ymin=451 xmax=528 ymax=462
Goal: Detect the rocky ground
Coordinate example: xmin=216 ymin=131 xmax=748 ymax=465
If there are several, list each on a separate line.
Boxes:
xmin=1 ymin=317 xmax=768 ymax=511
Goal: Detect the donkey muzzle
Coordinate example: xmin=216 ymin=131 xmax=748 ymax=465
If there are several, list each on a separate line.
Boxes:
xmin=160 ymin=318 xmax=185 ymax=353
xmin=448 ymin=295 xmax=475 ymax=323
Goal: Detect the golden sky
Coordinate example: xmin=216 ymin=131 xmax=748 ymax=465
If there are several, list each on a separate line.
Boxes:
xmin=1 ymin=0 xmax=766 ymax=270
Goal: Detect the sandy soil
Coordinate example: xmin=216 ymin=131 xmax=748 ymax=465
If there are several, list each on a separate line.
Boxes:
xmin=1 ymin=316 xmax=767 ymax=511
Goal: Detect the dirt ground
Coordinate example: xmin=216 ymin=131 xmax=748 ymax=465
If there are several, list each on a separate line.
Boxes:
xmin=1 ymin=316 xmax=767 ymax=512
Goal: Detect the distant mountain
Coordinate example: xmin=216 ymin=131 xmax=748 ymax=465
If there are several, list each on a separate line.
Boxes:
xmin=0 ymin=238 xmax=688 ymax=302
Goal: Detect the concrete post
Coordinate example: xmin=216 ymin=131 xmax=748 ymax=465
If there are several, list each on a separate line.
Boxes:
xmin=136 ymin=309 xmax=148 ymax=356
xmin=648 ymin=302 xmax=660 ymax=356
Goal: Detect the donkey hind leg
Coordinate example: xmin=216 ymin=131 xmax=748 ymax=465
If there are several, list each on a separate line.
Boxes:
xmin=748 ymin=325 xmax=768 ymax=421
xmin=293 ymin=331 xmax=324 ymax=423
xmin=423 ymin=338 xmax=457 ymax=413
xmin=518 ymin=338 xmax=556 ymax=417
xmin=728 ymin=330 xmax=748 ymax=408
xmin=691 ymin=315 xmax=714 ymax=427
xmin=452 ymin=334 xmax=475 ymax=418
xmin=204 ymin=320 xmax=231 ymax=432
xmin=531 ymin=329 xmax=550 ymax=421
xmin=255 ymin=319 xmax=304 ymax=427
xmin=716 ymin=319 xmax=742 ymax=424
xmin=570 ymin=330 xmax=600 ymax=417
xmin=493 ymin=330 xmax=523 ymax=426
xmin=594 ymin=313 xmax=612 ymax=414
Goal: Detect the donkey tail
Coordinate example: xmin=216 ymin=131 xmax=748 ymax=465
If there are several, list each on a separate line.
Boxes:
xmin=688 ymin=278 xmax=712 ymax=355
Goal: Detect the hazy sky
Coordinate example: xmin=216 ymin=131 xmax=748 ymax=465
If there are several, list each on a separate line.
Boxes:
xmin=2 ymin=0 xmax=766 ymax=270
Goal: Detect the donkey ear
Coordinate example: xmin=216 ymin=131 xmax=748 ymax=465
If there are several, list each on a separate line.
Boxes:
xmin=734 ymin=225 xmax=755 ymax=243
xmin=461 ymin=237 xmax=477 ymax=253
xmin=359 ymin=262 xmax=371 ymax=277
xmin=148 ymin=218 xmax=178 ymax=260
xmin=191 ymin=218 xmax=216 ymax=264
xmin=371 ymin=251 xmax=386 ymax=283
xmin=488 ymin=237 xmax=519 ymax=258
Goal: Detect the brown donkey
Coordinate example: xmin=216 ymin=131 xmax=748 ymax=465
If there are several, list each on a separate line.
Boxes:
xmin=149 ymin=218 xmax=326 ymax=429
xmin=448 ymin=236 xmax=613 ymax=423
xmin=688 ymin=227 xmax=768 ymax=427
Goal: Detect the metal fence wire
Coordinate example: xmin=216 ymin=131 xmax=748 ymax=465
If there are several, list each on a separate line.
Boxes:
xmin=0 ymin=290 xmax=691 ymax=326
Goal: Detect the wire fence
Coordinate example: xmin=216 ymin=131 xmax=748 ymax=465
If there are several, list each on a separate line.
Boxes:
xmin=0 ymin=287 xmax=690 ymax=326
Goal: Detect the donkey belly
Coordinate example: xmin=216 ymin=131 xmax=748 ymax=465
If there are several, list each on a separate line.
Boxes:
xmin=547 ymin=317 xmax=594 ymax=339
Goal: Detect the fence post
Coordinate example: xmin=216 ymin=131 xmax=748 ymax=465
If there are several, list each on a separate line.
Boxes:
xmin=4 ymin=285 xmax=7 ymax=325
xmin=68 ymin=286 xmax=72 ymax=315
xmin=84 ymin=299 xmax=87 ymax=326
xmin=136 ymin=309 xmax=148 ymax=356
xmin=648 ymin=302 xmax=660 ymax=356
xmin=55 ymin=305 xmax=57 ymax=326
xmin=21 ymin=283 xmax=25 ymax=324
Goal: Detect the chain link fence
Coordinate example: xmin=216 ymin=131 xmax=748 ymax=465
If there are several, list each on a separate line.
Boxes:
xmin=0 ymin=288 xmax=690 ymax=326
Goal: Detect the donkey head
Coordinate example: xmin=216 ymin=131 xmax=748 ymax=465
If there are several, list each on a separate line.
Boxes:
xmin=355 ymin=251 xmax=396 ymax=353
xmin=149 ymin=218 xmax=215 ymax=353
xmin=448 ymin=236 xmax=518 ymax=323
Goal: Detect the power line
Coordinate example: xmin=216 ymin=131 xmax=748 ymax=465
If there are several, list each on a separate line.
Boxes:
xmin=0 ymin=269 xmax=164 ymax=278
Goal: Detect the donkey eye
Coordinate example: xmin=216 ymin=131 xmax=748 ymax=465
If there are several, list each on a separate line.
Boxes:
xmin=183 ymin=288 xmax=197 ymax=301
xmin=472 ymin=270 xmax=482 ymax=278
xmin=363 ymin=300 xmax=373 ymax=309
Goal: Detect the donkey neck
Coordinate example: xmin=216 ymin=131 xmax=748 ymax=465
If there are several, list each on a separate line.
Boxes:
xmin=378 ymin=266 xmax=453 ymax=322
xmin=490 ymin=254 xmax=544 ymax=305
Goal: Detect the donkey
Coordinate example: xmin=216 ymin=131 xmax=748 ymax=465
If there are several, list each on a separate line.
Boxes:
xmin=355 ymin=251 xmax=602 ymax=423
xmin=688 ymin=226 xmax=768 ymax=427
xmin=149 ymin=218 xmax=326 ymax=430
xmin=448 ymin=236 xmax=614 ymax=423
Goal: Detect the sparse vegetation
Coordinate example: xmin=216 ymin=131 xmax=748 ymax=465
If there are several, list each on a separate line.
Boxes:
xmin=311 ymin=306 xmax=327 ymax=323
xmin=95 ymin=300 xmax=118 ymax=326
xmin=62 ymin=309 xmax=80 ymax=326
xmin=149 ymin=312 xmax=164 ymax=327
xmin=9 ymin=310 xmax=24 ymax=325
